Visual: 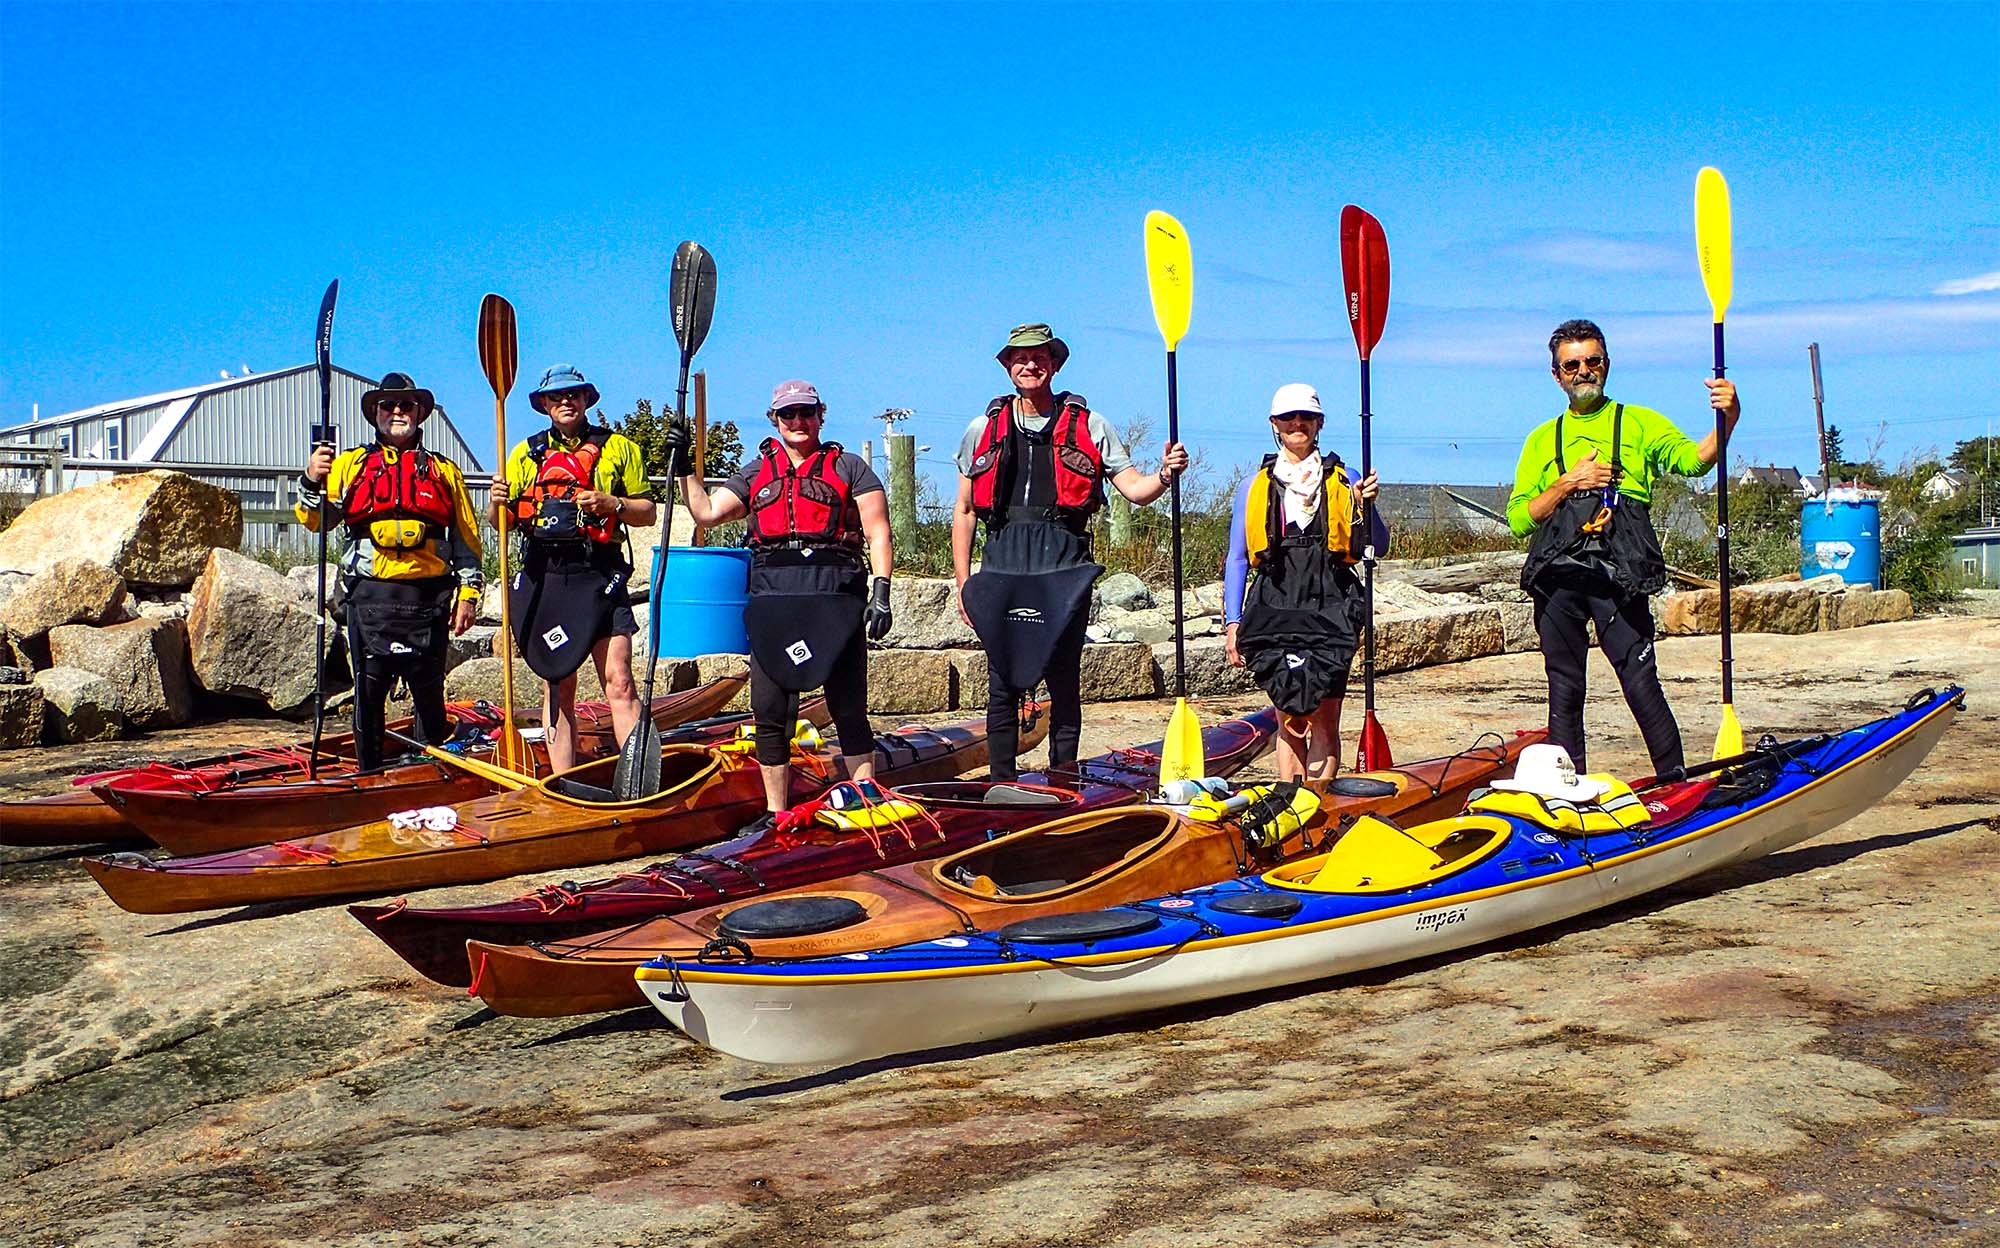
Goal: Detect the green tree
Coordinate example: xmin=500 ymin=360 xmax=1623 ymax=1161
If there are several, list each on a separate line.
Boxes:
xmin=613 ymin=398 xmax=742 ymax=479
xmin=1821 ymin=424 xmax=1846 ymax=481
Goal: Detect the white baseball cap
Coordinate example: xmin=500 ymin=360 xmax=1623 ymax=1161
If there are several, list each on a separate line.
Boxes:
xmin=1269 ymin=382 xmax=1324 ymax=418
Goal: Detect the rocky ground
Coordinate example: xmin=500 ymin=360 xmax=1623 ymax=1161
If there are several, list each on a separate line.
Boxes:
xmin=2 ymin=613 xmax=1997 ymax=1247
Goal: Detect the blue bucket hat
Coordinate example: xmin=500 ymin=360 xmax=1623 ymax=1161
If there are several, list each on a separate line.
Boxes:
xmin=529 ymin=364 xmax=602 ymax=414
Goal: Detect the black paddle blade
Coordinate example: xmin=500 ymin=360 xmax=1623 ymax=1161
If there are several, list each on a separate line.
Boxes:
xmin=314 ymin=279 xmax=339 ymax=434
xmin=612 ymin=719 xmax=663 ymax=800
xmin=478 ymin=293 xmax=518 ymax=400
xmin=670 ymin=241 xmax=717 ymax=361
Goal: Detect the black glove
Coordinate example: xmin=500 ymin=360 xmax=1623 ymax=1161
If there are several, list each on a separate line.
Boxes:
xmin=661 ymin=418 xmax=694 ymax=479
xmin=864 ymin=576 xmax=893 ymax=642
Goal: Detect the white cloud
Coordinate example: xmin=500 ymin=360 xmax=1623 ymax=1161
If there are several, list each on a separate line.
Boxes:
xmin=1934 ymin=271 xmax=2000 ymax=296
xmin=1509 ymin=234 xmax=1681 ymax=274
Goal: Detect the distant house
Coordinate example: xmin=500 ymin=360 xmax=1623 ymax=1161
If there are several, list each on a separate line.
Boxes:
xmin=1738 ymin=464 xmax=1805 ymax=493
xmin=1922 ymin=468 xmax=1977 ymax=501
xmin=0 ymin=365 xmax=485 ymax=548
xmin=1952 ymin=524 xmax=2000 ymax=588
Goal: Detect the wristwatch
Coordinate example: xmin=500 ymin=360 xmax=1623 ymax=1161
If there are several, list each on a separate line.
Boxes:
xmin=612 ymin=497 xmax=626 ymax=517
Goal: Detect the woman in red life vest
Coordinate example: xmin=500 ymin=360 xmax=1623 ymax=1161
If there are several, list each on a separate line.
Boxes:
xmin=1221 ymin=383 xmax=1384 ymax=782
xmin=297 ymin=372 xmax=483 ymax=769
xmin=952 ymin=323 xmax=1188 ymax=780
xmin=489 ymin=365 xmax=657 ymax=771
xmin=676 ymin=380 xmax=893 ymax=834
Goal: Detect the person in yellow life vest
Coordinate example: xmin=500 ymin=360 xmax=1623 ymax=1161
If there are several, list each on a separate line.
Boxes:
xmin=297 ymin=371 xmax=483 ymax=770
xmin=489 ymin=364 xmax=656 ymax=772
xmin=1222 ymin=383 xmax=1384 ymax=783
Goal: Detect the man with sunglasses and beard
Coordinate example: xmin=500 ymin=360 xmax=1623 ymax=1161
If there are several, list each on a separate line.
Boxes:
xmin=1507 ymin=318 xmax=1740 ymax=777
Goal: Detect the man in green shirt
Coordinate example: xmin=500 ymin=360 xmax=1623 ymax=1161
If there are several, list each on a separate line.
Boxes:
xmin=1507 ymin=318 xmax=1740 ymax=775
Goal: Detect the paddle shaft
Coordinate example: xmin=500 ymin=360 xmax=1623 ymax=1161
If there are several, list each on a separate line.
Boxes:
xmin=1712 ymin=322 xmax=1733 ymax=704
xmin=638 ymin=352 xmax=695 ymax=708
xmin=492 ymin=388 xmax=524 ymax=742
xmin=308 ymin=280 xmax=337 ymax=778
xmin=1359 ymin=358 xmax=1378 ymax=719
xmin=1166 ymin=349 xmax=1187 ymax=696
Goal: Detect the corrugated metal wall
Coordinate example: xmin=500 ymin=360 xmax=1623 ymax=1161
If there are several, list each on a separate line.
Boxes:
xmin=160 ymin=369 xmax=485 ymax=472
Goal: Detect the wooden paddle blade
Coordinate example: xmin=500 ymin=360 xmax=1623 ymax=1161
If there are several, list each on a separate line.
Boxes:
xmin=1712 ymin=703 xmax=1745 ymax=762
xmin=1358 ymin=710 xmax=1394 ymax=771
xmin=670 ymin=241 xmax=718 ymax=361
xmin=613 ymin=720 xmax=664 ymax=800
xmin=1144 ymin=210 xmax=1193 ymax=350
xmin=1695 ymin=167 xmax=1733 ymax=322
xmin=493 ymin=723 xmax=535 ymax=779
xmin=315 ymin=279 xmax=338 ymax=417
xmin=478 ymin=293 xmax=519 ymax=400
xmin=1160 ymin=696 xmax=1207 ymax=785
xmin=1339 ymin=205 xmax=1390 ymax=361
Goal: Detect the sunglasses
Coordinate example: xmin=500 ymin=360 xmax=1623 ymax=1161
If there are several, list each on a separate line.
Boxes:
xmin=774 ymin=407 xmax=822 ymax=422
xmin=1557 ymin=355 xmax=1608 ymax=375
xmin=376 ymin=398 xmax=421 ymax=414
xmin=543 ymin=391 xmax=589 ymax=408
xmin=1271 ymin=411 xmax=1322 ymax=424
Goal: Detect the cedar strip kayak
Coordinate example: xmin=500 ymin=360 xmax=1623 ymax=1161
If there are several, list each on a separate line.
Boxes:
xmin=354 ymin=708 xmax=1281 ymax=990
xmin=81 ymin=704 xmax=1044 ymax=915
xmin=639 ymin=687 xmax=1961 ymax=1066
xmin=93 ymin=676 xmax=749 ymax=855
xmin=466 ymin=726 xmax=1541 ymax=1019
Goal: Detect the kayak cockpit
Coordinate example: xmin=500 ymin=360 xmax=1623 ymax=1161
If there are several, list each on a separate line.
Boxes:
xmin=1265 ymin=813 xmax=1515 ymax=894
xmin=933 ymin=808 xmax=1180 ymax=900
xmin=538 ymin=747 xmax=719 ymax=808
xmin=898 ymin=780 xmax=1077 ymax=810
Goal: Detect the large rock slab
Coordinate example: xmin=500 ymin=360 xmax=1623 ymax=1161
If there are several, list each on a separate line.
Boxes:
xmin=1152 ymin=636 xmax=1260 ymax=698
xmin=0 ymin=558 xmax=127 ymax=643
xmin=33 ymin=666 xmax=124 ymax=743
xmin=1658 ymin=577 xmax=1908 ymax=636
xmin=1821 ymin=587 xmax=1914 ymax=630
xmin=1378 ymin=550 xmax=1529 ymax=595
xmin=879 ymin=577 xmax=977 ymax=650
xmin=0 ymin=470 xmax=243 ymax=587
xmin=865 ymin=649 xmax=953 ymax=715
xmin=186 ymin=548 xmax=332 ymax=716
xmin=1374 ymin=604 xmax=1505 ymax=673
xmin=1079 ymin=642 xmax=1160 ymax=701
xmin=47 ymin=617 xmax=194 ymax=730
xmin=1496 ymin=600 xmax=1539 ymax=654
xmin=946 ymin=648 xmax=988 ymax=706
xmin=1095 ymin=572 xmax=1153 ymax=611
xmin=692 ymin=654 xmax=752 ymax=712
xmin=0 ymin=683 xmax=44 ymax=748
xmin=444 ymin=656 xmax=604 ymax=708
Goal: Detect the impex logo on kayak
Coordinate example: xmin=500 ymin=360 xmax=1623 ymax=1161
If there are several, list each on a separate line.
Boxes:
xmin=1414 ymin=907 xmax=1469 ymax=933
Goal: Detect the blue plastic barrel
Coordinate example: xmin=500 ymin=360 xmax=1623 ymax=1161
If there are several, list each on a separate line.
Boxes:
xmin=1800 ymin=495 xmax=1881 ymax=588
xmin=650 ymin=546 xmax=751 ymax=656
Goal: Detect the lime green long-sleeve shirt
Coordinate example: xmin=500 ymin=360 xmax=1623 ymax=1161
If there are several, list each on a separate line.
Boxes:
xmin=1507 ymin=399 xmax=1712 ymax=537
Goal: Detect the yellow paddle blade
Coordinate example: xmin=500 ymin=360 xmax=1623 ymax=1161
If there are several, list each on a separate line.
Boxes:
xmin=1712 ymin=703 xmax=1744 ymax=762
xmin=1160 ymin=696 xmax=1206 ymax=786
xmin=1144 ymin=210 xmax=1193 ymax=350
xmin=1695 ymin=166 xmax=1733 ymax=322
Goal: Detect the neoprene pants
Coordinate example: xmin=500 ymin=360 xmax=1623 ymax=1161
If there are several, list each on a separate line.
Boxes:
xmin=985 ymin=599 xmax=1089 ymax=781
xmin=1532 ymin=583 xmax=1683 ymax=776
xmin=345 ymin=618 xmax=449 ymax=772
xmin=749 ymin=623 xmax=873 ymax=767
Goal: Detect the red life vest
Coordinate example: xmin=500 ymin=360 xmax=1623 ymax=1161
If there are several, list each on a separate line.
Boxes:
xmin=965 ymin=394 xmax=1104 ymax=520
xmin=511 ymin=426 xmax=619 ymax=545
xmin=342 ymin=444 xmax=457 ymax=546
xmin=744 ymin=439 xmax=860 ymax=548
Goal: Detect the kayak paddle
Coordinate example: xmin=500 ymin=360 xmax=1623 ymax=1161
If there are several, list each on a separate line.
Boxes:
xmin=1696 ymin=166 xmax=1743 ymax=760
xmin=1339 ymin=205 xmax=1394 ymax=772
xmin=308 ymin=277 xmax=338 ymax=778
xmin=477 ymin=293 xmax=534 ymax=777
xmin=1144 ymin=209 xmax=1205 ymax=785
xmin=615 ymin=240 xmax=717 ymax=800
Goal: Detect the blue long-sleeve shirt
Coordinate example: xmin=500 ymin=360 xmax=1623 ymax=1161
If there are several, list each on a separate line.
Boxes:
xmin=1223 ymin=473 xmax=1390 ymax=625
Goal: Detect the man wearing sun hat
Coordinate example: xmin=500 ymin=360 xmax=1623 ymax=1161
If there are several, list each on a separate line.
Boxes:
xmin=952 ymin=323 xmax=1190 ymax=780
xmin=297 ymin=371 xmax=483 ymax=769
xmin=493 ymin=364 xmax=657 ymax=771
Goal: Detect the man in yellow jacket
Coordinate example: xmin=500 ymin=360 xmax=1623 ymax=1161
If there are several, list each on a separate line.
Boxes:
xmin=298 ymin=371 xmax=483 ymax=769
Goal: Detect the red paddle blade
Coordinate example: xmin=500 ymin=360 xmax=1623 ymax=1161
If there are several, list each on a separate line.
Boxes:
xmin=1339 ymin=205 xmax=1390 ymax=361
xmin=1357 ymin=711 xmax=1394 ymax=771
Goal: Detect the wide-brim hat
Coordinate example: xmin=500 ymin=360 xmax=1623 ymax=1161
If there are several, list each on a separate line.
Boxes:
xmin=529 ymin=363 xmax=602 ymax=414
xmin=996 ymin=323 xmax=1070 ymax=370
xmin=1489 ymin=743 xmax=1612 ymax=802
xmin=360 ymin=371 xmax=435 ymax=421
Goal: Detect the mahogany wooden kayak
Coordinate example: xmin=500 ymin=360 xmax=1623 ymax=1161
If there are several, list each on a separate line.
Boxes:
xmin=352 ymin=708 xmax=1282 ymax=988
xmin=89 ymin=677 xmax=750 ymax=855
xmin=81 ymin=705 xmax=1045 ymax=915
xmin=458 ymin=727 xmax=1544 ymax=1018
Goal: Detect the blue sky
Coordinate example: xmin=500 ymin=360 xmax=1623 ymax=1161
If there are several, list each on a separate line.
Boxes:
xmin=2 ymin=1 xmax=1994 ymax=495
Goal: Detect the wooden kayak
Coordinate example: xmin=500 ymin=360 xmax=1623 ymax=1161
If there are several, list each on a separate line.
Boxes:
xmin=81 ymin=704 xmax=1045 ymax=915
xmin=463 ymin=726 xmax=1543 ymax=1019
xmin=353 ymin=708 xmax=1282 ymax=991
xmin=88 ymin=676 xmax=750 ymax=856
xmin=639 ymin=688 xmax=1960 ymax=1066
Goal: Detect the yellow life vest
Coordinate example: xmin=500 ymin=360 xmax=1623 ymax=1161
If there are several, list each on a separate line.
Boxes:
xmin=1242 ymin=453 xmax=1359 ymax=567
xmin=1466 ymin=778 xmax=1651 ymax=834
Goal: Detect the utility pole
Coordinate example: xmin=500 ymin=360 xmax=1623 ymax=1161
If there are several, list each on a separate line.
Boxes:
xmin=880 ymin=407 xmax=918 ymax=555
xmin=1808 ymin=343 xmax=1829 ymax=492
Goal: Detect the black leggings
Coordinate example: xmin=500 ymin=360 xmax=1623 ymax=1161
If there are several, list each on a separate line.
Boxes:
xmin=748 ymin=623 xmax=873 ymax=767
xmin=1533 ymin=582 xmax=1683 ymax=776
xmin=344 ymin=583 xmax=451 ymax=772
xmin=985 ymin=598 xmax=1089 ymax=781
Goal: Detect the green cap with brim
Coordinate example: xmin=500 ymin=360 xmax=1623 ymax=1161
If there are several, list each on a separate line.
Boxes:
xmin=996 ymin=323 xmax=1070 ymax=370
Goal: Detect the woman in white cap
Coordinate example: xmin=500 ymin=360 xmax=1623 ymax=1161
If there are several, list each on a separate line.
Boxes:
xmin=1222 ymin=383 xmax=1384 ymax=783
xmin=676 ymin=381 xmax=893 ymax=835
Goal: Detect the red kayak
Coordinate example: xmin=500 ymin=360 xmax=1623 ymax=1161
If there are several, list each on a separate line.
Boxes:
xmin=350 ymin=709 xmax=1283 ymax=989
